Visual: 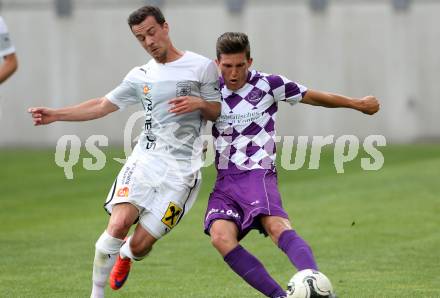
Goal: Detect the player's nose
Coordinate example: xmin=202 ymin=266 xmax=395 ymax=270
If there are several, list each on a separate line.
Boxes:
xmin=145 ymin=37 xmax=154 ymax=48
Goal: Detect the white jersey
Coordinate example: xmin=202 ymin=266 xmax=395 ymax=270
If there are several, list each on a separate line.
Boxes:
xmin=106 ymin=51 xmax=221 ymax=177
xmin=0 ymin=17 xmax=15 ymax=57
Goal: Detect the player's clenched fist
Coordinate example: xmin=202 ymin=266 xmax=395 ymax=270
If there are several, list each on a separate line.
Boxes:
xmin=28 ymin=107 xmax=57 ymax=126
xmin=357 ymin=96 xmax=380 ymax=115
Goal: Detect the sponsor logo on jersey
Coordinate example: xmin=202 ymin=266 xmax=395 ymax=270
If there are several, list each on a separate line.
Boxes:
xmin=161 ymin=202 xmax=183 ymax=229
xmin=142 ymin=83 xmax=156 ymax=150
xmin=247 ymin=88 xmax=263 ymax=103
xmin=117 ymin=186 xmax=129 ymax=197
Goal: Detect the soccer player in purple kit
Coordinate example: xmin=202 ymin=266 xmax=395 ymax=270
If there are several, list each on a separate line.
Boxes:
xmin=204 ymin=32 xmax=380 ymax=298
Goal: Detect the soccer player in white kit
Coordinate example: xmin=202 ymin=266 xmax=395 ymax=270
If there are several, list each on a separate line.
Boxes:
xmin=28 ymin=6 xmax=221 ymax=298
xmin=0 ymin=16 xmax=18 ymax=84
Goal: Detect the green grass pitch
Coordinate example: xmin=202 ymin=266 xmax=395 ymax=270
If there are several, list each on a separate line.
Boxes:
xmin=1 ymin=145 xmax=439 ymax=297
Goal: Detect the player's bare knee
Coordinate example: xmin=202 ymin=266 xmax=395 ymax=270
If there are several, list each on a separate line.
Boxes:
xmin=210 ymin=229 xmax=236 ymax=250
xmin=107 ymin=219 xmax=132 ymax=238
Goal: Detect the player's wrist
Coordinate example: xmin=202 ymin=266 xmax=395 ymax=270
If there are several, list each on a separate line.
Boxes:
xmin=349 ymin=99 xmax=361 ymax=111
xmin=197 ymin=98 xmax=207 ymax=111
xmin=54 ymin=109 xmax=67 ymax=121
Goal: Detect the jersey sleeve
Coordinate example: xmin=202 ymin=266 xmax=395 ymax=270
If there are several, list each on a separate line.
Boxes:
xmin=267 ymin=74 xmax=307 ymax=105
xmin=105 ymin=68 xmax=140 ymax=110
xmin=200 ymin=60 xmax=221 ymax=102
xmin=0 ymin=17 xmax=15 ymax=57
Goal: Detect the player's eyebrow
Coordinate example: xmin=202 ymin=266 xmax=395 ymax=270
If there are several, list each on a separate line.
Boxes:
xmin=146 ymin=26 xmax=156 ymax=34
xmin=134 ymin=25 xmax=155 ymax=37
xmin=223 ymin=62 xmax=245 ymax=67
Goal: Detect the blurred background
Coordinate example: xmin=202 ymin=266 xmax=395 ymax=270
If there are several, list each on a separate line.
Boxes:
xmin=1 ymin=0 xmax=439 ymax=147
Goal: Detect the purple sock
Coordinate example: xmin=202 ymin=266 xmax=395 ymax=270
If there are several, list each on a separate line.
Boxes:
xmin=278 ymin=230 xmax=318 ymax=271
xmin=224 ymin=245 xmax=286 ymax=298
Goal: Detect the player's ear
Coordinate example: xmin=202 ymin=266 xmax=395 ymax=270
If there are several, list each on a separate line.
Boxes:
xmin=162 ymin=22 xmax=169 ymax=33
xmin=215 ymin=59 xmax=220 ymax=66
xmin=248 ymin=57 xmax=253 ymax=67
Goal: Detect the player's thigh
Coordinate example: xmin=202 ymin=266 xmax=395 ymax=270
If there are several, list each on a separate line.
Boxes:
xmin=260 ymin=215 xmax=292 ymax=243
xmin=104 ymin=147 xmax=155 ymax=215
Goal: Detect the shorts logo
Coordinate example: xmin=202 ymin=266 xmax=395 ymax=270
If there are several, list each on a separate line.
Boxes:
xmin=117 ymin=186 xmax=129 ymax=197
xmin=161 ymin=202 xmax=183 ymax=229
xmin=176 ymin=81 xmax=191 ymax=97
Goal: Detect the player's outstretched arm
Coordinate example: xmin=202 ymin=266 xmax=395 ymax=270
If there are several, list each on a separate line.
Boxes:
xmin=28 ymin=97 xmax=119 ymax=126
xmin=0 ymin=53 xmax=18 ymax=84
xmin=301 ymin=89 xmax=380 ymax=115
xmin=169 ymin=96 xmax=221 ymax=121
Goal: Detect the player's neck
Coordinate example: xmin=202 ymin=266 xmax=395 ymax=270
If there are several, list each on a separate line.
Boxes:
xmin=162 ymin=45 xmax=184 ymax=64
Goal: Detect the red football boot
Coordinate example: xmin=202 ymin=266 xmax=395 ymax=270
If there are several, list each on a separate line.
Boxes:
xmin=109 ymin=255 xmax=132 ymax=290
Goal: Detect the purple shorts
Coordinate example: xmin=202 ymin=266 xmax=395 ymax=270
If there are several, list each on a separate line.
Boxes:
xmin=204 ymin=169 xmax=288 ymax=240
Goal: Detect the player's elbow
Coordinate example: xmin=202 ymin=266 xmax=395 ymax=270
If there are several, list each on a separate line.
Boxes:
xmin=0 ymin=54 xmax=18 ymax=84
xmin=204 ymin=101 xmax=221 ymax=121
xmin=97 ymin=97 xmax=118 ymax=118
xmin=11 ymin=55 xmax=18 ymax=73
xmin=6 ymin=53 xmax=18 ymax=75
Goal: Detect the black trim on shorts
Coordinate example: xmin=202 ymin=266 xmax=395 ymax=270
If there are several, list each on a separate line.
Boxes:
xmin=175 ymin=177 xmax=199 ymax=225
xmin=103 ymin=178 xmax=117 ymax=215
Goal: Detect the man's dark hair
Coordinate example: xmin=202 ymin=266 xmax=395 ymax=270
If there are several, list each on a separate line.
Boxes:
xmin=216 ymin=32 xmax=251 ymax=60
xmin=128 ymin=6 xmax=166 ymax=28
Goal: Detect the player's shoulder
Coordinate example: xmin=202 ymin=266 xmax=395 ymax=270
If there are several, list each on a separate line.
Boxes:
xmin=123 ymin=62 xmax=152 ymax=82
xmin=248 ymin=70 xmax=274 ymax=88
xmin=183 ymin=51 xmax=215 ymax=70
xmin=0 ymin=16 xmax=8 ymax=33
xmin=184 ymin=51 xmax=212 ymax=64
xmin=255 ymin=71 xmax=291 ymax=90
xmin=183 ymin=51 xmax=217 ymax=81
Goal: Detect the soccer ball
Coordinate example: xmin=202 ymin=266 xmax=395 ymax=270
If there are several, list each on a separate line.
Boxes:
xmin=286 ymin=269 xmax=336 ymax=298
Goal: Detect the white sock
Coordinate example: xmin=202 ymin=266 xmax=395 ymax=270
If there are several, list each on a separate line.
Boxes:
xmin=90 ymin=284 xmax=104 ymax=298
xmin=119 ymin=236 xmax=146 ymax=261
xmin=91 ymin=231 xmax=124 ymax=298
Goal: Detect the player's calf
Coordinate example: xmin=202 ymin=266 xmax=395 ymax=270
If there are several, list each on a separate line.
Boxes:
xmin=278 ymin=229 xmax=318 ymax=271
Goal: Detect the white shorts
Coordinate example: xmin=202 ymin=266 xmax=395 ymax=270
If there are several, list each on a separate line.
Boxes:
xmin=104 ymin=147 xmax=202 ymax=239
